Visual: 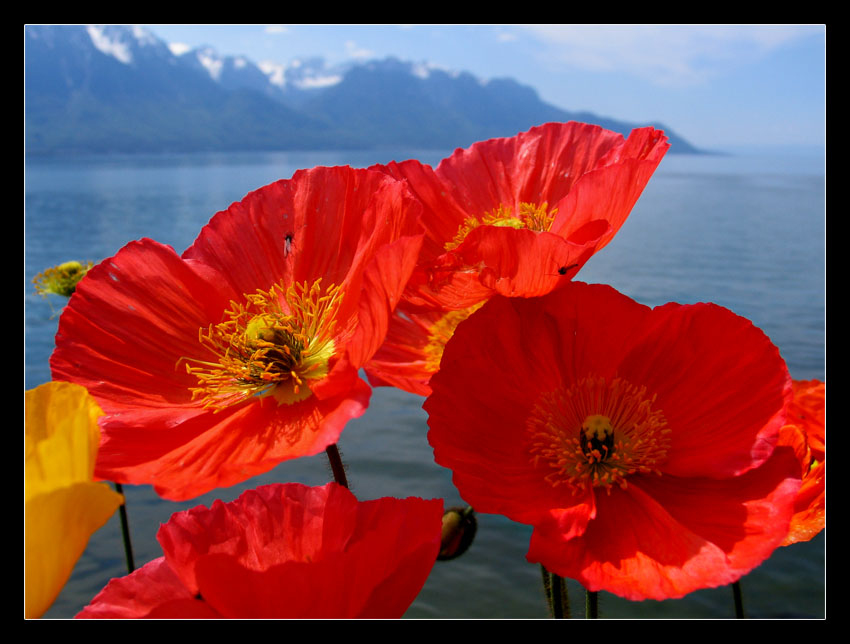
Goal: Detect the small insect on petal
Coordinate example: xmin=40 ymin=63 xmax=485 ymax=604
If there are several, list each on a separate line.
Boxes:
xmin=558 ymin=263 xmax=579 ymax=276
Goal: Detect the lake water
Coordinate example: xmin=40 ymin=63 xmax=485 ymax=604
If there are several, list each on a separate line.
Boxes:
xmin=25 ymin=145 xmax=825 ymax=619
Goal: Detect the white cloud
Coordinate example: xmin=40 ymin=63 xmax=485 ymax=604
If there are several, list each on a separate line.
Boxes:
xmin=522 ymin=24 xmax=823 ymax=87
xmin=265 ymin=25 xmax=289 ymax=35
xmin=344 ymin=40 xmax=374 ymax=60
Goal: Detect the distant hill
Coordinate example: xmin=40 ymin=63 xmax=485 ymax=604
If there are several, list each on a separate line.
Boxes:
xmin=25 ymin=25 xmax=704 ymax=156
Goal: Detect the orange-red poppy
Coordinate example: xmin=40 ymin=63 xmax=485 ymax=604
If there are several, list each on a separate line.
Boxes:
xmin=779 ymin=379 xmax=825 ymax=546
xmin=425 ymin=283 xmax=801 ymax=600
xmin=51 ymin=166 xmax=423 ymax=501
xmin=77 ymin=483 xmax=443 ymax=618
xmin=366 ymin=121 xmax=669 ymax=395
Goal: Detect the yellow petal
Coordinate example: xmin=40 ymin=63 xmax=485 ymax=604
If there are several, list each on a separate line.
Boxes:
xmin=25 ymin=382 xmax=123 ymax=618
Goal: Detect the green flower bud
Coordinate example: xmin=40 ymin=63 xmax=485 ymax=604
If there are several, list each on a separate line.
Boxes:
xmin=438 ymin=506 xmax=477 ymax=561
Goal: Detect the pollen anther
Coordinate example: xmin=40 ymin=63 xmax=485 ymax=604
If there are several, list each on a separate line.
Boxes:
xmin=180 ymin=279 xmax=342 ymax=411
xmin=444 ymin=202 xmax=558 ymax=251
xmin=527 ymin=376 xmax=670 ymax=493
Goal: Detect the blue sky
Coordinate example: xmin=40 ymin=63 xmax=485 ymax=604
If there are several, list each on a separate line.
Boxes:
xmin=143 ymin=24 xmax=825 ymax=150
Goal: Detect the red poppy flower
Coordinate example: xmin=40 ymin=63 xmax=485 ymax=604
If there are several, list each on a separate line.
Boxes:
xmin=425 ymin=282 xmax=801 ymax=600
xmin=76 ymin=483 xmax=443 ymax=618
xmin=365 ymin=121 xmax=669 ymax=395
xmin=51 ymin=166 xmax=423 ymax=501
xmin=779 ymin=379 xmax=825 ymax=546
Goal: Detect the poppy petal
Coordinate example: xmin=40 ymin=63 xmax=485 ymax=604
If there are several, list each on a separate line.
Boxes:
xmin=25 ymin=382 xmax=124 ymax=619
xmin=82 ymin=483 xmax=443 ymax=618
xmin=616 ymin=301 xmax=792 ymax=478
xmin=76 ymin=557 xmax=220 ymax=619
xmin=528 ymin=446 xmax=799 ymax=600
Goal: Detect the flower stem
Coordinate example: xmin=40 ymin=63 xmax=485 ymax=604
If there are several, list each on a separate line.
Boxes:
xmin=585 ymin=589 xmax=598 ymax=619
xmin=732 ymin=581 xmax=745 ymax=619
xmin=113 ymin=483 xmax=135 ymax=573
xmin=540 ymin=566 xmax=570 ymax=618
xmin=541 ymin=565 xmax=552 ymax=615
xmin=325 ymin=444 xmax=349 ymax=488
xmin=551 ymin=572 xmax=569 ymax=618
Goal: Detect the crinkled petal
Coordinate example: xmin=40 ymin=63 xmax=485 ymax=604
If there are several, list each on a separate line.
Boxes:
xmin=783 ymin=459 xmax=825 ymax=545
xmin=188 ymin=495 xmax=442 ymax=618
xmin=372 ymin=122 xmax=668 ymax=310
xmin=158 ymin=483 xmax=362 ymax=591
xmin=451 ymin=225 xmax=607 ymax=299
xmin=157 ymin=483 xmax=442 ymax=618
xmin=549 ymin=127 xmax=670 ymax=250
xmin=788 ymin=379 xmax=825 ymax=462
xmin=76 ymin=557 xmax=221 ymax=619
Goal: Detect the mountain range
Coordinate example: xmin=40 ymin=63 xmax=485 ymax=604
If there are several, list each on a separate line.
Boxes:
xmin=25 ymin=25 xmax=703 ymax=156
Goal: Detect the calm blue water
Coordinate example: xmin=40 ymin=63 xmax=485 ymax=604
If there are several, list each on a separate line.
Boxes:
xmin=25 ymin=146 xmax=825 ymax=619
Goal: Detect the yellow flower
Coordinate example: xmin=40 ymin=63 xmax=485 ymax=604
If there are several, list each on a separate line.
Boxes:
xmin=32 ymin=260 xmax=93 ymax=298
xmin=25 ymin=382 xmax=124 ymax=618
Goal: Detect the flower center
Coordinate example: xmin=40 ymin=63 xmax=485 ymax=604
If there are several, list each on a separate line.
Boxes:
xmin=444 ymin=202 xmax=557 ymax=251
xmin=527 ymin=376 xmax=671 ymax=494
xmin=182 ymin=279 xmax=342 ymax=411
xmin=423 ymin=302 xmax=486 ymax=372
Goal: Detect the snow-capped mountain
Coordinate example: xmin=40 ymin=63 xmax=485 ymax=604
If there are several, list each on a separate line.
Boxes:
xmin=84 ymin=24 xmax=173 ymax=64
xmin=25 ymin=25 xmax=701 ymax=155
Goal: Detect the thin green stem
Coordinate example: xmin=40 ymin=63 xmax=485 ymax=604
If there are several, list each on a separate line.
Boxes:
xmin=559 ymin=575 xmax=570 ymax=618
xmin=113 ymin=483 xmax=135 ymax=573
xmin=585 ymin=589 xmax=598 ymax=619
xmin=552 ymin=573 xmax=570 ymax=618
xmin=540 ymin=565 xmax=553 ymax=616
xmin=540 ymin=566 xmax=570 ymax=619
xmin=551 ymin=572 xmax=564 ymax=618
xmin=325 ymin=444 xmax=349 ymax=488
xmin=732 ymin=581 xmax=745 ymax=619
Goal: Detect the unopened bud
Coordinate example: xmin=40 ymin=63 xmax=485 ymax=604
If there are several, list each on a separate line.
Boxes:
xmin=438 ymin=506 xmax=477 ymax=561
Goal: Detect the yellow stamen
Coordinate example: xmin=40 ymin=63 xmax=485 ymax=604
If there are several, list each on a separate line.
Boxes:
xmin=181 ymin=279 xmax=342 ymax=411
xmin=527 ymin=376 xmax=671 ymax=494
xmin=444 ymin=202 xmax=557 ymax=251
xmin=423 ymin=302 xmax=486 ymax=372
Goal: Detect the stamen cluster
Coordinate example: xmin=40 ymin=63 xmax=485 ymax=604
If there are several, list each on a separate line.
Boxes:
xmin=184 ymin=279 xmax=342 ymax=410
xmin=444 ymin=202 xmax=557 ymax=251
xmin=527 ymin=376 xmax=671 ymax=493
xmin=423 ymin=302 xmax=485 ymax=371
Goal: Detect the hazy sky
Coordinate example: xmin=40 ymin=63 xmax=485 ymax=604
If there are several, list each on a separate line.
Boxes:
xmin=143 ymin=24 xmax=825 ymax=150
